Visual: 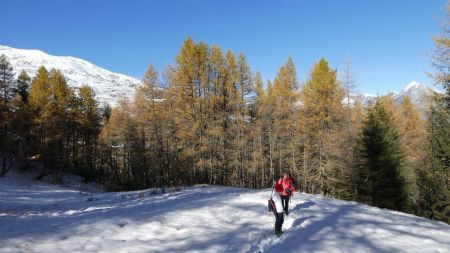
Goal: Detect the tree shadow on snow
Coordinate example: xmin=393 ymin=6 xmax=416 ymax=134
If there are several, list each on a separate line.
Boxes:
xmin=292 ymin=201 xmax=315 ymax=211
xmin=2 ymin=185 xmax=450 ymax=253
xmin=263 ymin=201 xmax=450 ymax=253
xmin=292 ymin=215 xmax=315 ymax=228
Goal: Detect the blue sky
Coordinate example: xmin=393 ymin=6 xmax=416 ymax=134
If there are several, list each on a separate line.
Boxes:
xmin=0 ymin=0 xmax=446 ymax=94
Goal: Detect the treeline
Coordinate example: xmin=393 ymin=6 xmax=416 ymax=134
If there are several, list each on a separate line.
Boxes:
xmin=0 ymin=35 xmax=448 ymax=223
xmin=0 ymin=64 xmax=102 ymax=183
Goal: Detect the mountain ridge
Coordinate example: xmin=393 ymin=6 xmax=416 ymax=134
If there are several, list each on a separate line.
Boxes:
xmin=0 ymin=45 xmax=141 ymax=106
xmin=1 ymin=45 xmax=441 ymax=109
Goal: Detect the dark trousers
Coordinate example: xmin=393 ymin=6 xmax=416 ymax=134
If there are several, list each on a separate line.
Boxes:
xmin=274 ymin=212 xmax=284 ymax=232
xmin=281 ymin=195 xmax=290 ymax=214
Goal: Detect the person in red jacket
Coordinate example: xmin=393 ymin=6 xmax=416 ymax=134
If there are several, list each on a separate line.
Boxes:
xmin=277 ymin=172 xmax=295 ymax=215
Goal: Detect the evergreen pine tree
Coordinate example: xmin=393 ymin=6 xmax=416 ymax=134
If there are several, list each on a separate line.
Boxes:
xmin=10 ymin=71 xmax=33 ymax=158
xmin=0 ymin=54 xmax=15 ymax=177
xmin=417 ymin=1 xmax=450 ymax=224
xmin=417 ymin=100 xmax=450 ymax=223
xmin=359 ymin=99 xmax=407 ymax=211
xmin=0 ymin=54 xmax=15 ymax=114
xmin=16 ymin=70 xmax=31 ymax=103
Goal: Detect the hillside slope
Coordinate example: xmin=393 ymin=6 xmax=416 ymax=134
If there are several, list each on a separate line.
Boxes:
xmin=0 ymin=45 xmax=141 ymax=106
xmin=0 ymin=173 xmax=449 ymax=253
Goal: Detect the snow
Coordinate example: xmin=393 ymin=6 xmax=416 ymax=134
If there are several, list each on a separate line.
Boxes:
xmin=391 ymin=81 xmax=438 ymax=109
xmin=343 ymin=81 xmax=441 ymax=112
xmin=1 ymin=172 xmax=449 ymax=253
xmin=0 ymin=45 xmax=143 ymax=106
xmin=403 ymin=81 xmax=423 ymax=92
xmin=345 ymin=92 xmax=377 ymax=106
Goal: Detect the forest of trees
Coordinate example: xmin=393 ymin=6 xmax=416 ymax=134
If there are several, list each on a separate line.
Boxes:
xmin=0 ymin=9 xmax=448 ymax=224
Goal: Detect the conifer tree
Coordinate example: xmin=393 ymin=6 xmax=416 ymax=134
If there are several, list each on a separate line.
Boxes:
xmin=273 ymin=58 xmax=299 ymax=179
xmin=16 ymin=70 xmax=31 ymax=103
xmin=0 ymin=54 xmax=15 ymax=177
xmin=417 ymin=2 xmax=450 ymax=224
xmin=359 ymin=99 xmax=407 ymax=211
xmin=29 ymin=66 xmax=50 ymax=113
xmin=0 ymin=54 xmax=15 ymax=114
xmin=397 ymin=97 xmax=427 ymax=212
xmin=220 ymin=49 xmax=239 ymax=185
xmin=417 ymin=99 xmax=450 ymax=223
xmin=77 ymin=85 xmax=101 ymax=180
xmin=45 ymin=69 xmax=75 ymax=182
xmin=28 ymin=67 xmax=76 ymax=182
xmin=98 ymin=98 xmax=135 ymax=189
xmin=134 ymin=64 xmax=168 ymax=187
xmin=262 ymin=79 xmax=277 ymax=182
xmin=339 ymin=60 xmax=360 ymax=199
xmin=234 ymin=52 xmax=252 ymax=186
xmin=28 ymin=66 xmax=50 ymax=173
xmin=300 ymin=58 xmax=346 ymax=196
xmin=169 ymin=37 xmax=209 ymax=184
xmin=9 ymin=71 xmax=33 ymax=158
xmin=249 ymin=72 xmax=266 ymax=186
xmin=348 ymin=99 xmax=365 ymax=197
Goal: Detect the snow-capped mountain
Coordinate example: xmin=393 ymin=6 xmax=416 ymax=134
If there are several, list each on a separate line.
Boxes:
xmin=0 ymin=45 xmax=142 ymax=106
xmin=392 ymin=81 xmax=437 ymax=106
xmin=349 ymin=81 xmax=441 ymax=111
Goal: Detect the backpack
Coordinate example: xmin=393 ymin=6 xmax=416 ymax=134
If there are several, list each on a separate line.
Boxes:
xmin=268 ymin=198 xmax=276 ymax=213
xmin=267 ymin=181 xmax=279 ymax=213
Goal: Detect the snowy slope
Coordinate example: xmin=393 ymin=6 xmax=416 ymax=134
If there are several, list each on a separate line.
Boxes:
xmin=0 ymin=45 xmax=142 ymax=106
xmin=1 ymin=174 xmax=449 ymax=253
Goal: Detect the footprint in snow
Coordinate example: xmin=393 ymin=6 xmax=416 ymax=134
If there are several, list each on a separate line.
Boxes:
xmin=248 ymin=230 xmax=284 ymax=253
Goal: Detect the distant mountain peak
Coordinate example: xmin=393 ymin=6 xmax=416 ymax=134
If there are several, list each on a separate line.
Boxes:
xmin=0 ymin=45 xmax=142 ymax=106
xmin=346 ymin=81 xmax=439 ymax=113
xmin=403 ymin=81 xmax=424 ymax=91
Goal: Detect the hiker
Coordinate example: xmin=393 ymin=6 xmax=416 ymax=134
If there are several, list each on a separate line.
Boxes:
xmin=277 ymin=172 xmax=295 ymax=215
xmin=271 ymin=182 xmax=285 ymax=236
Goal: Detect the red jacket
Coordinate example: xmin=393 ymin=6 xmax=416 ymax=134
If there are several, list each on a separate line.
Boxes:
xmin=277 ymin=177 xmax=295 ymax=196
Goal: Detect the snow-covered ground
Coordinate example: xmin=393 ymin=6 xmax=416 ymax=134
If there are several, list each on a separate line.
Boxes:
xmin=1 ymin=172 xmax=449 ymax=253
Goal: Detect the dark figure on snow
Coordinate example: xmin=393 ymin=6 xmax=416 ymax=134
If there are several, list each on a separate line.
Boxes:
xmin=271 ymin=182 xmax=285 ymax=236
xmin=277 ymin=172 xmax=295 ymax=215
